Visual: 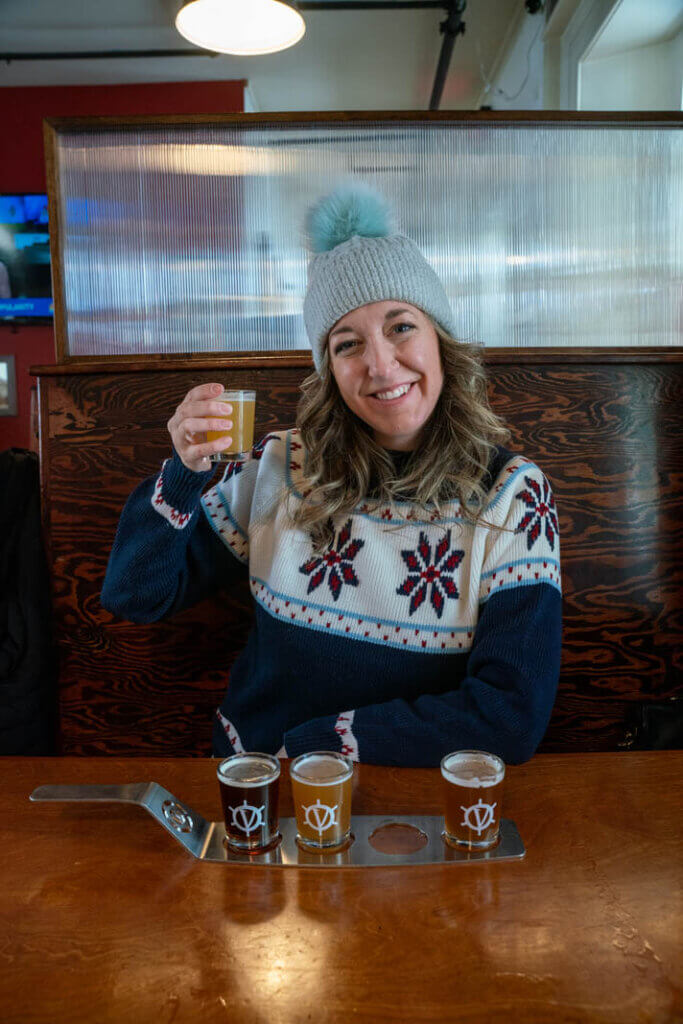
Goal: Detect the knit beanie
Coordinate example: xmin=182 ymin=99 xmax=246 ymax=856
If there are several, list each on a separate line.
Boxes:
xmin=302 ymin=182 xmax=457 ymax=373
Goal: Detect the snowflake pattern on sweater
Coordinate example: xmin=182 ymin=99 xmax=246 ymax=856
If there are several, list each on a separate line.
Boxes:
xmin=299 ymin=518 xmax=365 ymax=600
xmin=199 ymin=429 xmax=561 ymax=656
xmin=514 ymin=473 xmax=560 ymax=550
xmin=396 ymin=529 xmax=465 ymax=618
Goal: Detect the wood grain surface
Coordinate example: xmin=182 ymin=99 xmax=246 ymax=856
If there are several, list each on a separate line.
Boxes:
xmin=2 ymin=753 xmax=681 ymax=1024
xmin=35 ymin=353 xmax=683 ymax=756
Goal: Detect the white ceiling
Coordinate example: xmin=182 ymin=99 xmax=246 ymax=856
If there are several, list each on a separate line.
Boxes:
xmin=0 ymin=0 xmax=526 ymax=110
xmin=585 ymin=0 xmax=683 ymax=60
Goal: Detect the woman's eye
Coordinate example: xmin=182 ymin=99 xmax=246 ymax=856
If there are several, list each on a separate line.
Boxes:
xmin=392 ymin=322 xmax=415 ymax=336
xmin=335 ymin=339 xmax=358 ymax=355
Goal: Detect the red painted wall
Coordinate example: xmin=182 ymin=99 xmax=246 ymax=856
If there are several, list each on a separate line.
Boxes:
xmin=0 ymin=80 xmax=245 ymax=451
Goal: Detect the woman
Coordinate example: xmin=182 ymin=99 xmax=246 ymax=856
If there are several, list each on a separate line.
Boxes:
xmin=101 ymin=184 xmax=562 ymax=767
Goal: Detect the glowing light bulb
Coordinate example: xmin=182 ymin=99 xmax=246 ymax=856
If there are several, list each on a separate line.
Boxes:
xmin=175 ymin=0 xmax=306 ymax=56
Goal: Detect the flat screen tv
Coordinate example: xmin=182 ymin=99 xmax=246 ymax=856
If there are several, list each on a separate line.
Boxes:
xmin=0 ymin=194 xmax=53 ymax=323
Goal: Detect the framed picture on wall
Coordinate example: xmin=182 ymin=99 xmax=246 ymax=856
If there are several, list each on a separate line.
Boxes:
xmin=0 ymin=355 xmax=17 ymax=415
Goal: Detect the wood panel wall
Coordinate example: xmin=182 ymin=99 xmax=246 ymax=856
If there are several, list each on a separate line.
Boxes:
xmin=34 ymin=350 xmax=682 ymax=756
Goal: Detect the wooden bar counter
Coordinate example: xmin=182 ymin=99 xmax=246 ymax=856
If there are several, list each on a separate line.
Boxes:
xmin=2 ymin=753 xmax=681 ymax=1023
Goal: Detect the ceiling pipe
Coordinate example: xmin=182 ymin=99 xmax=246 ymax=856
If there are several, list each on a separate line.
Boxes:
xmin=429 ymin=0 xmax=466 ymax=111
xmin=0 ymin=49 xmax=222 ymax=61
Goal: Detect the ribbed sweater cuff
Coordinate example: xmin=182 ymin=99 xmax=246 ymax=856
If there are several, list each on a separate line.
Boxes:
xmin=283 ymin=714 xmax=340 ymax=759
xmin=159 ymin=450 xmax=215 ymax=512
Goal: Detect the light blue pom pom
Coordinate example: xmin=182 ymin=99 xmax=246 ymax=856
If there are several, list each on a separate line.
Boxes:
xmin=306 ymin=183 xmax=393 ymax=254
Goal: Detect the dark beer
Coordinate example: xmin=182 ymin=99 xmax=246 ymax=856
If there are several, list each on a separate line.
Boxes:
xmin=217 ymin=753 xmax=281 ymax=851
xmin=290 ymin=751 xmax=354 ymax=850
xmin=441 ymin=750 xmax=505 ymax=849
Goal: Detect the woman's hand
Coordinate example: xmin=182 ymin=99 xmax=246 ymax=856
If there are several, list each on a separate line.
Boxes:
xmin=167 ymin=382 xmax=233 ymax=472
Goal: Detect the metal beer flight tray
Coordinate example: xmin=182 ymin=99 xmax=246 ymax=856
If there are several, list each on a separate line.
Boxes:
xmin=30 ymin=783 xmax=525 ymax=867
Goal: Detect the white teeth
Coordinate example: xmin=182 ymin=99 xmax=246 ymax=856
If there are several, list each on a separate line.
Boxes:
xmin=374 ymin=383 xmax=412 ymax=401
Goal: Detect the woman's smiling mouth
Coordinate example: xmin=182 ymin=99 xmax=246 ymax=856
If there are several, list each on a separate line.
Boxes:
xmin=369 ymin=381 xmax=417 ymax=403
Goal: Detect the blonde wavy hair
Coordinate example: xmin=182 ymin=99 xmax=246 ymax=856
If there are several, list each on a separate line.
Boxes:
xmin=288 ymin=324 xmax=511 ymax=553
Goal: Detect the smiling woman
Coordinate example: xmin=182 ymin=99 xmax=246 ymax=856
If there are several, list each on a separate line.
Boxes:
xmin=328 ymin=301 xmax=444 ymax=451
xmin=101 ymin=183 xmax=563 ymax=769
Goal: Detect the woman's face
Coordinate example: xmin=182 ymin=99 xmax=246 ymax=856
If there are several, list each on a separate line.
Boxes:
xmin=327 ymin=300 xmax=444 ymax=451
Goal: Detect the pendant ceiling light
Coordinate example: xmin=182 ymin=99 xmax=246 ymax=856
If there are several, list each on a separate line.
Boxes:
xmin=175 ymin=0 xmax=305 ymax=56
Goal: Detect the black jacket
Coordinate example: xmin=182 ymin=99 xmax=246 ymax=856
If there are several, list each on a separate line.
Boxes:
xmin=0 ymin=448 xmax=57 ymax=753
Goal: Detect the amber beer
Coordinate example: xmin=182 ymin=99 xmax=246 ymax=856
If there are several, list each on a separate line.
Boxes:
xmin=217 ymin=752 xmax=280 ymax=851
xmin=207 ymin=389 xmax=255 ymax=464
xmin=441 ymin=750 xmax=505 ymax=849
xmin=290 ymin=751 xmax=354 ymax=850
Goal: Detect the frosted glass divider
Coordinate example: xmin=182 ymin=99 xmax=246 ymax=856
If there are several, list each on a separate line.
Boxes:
xmin=48 ymin=118 xmax=682 ymax=358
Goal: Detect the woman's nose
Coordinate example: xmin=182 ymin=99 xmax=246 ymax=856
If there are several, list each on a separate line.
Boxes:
xmin=364 ymin=338 xmax=398 ymax=377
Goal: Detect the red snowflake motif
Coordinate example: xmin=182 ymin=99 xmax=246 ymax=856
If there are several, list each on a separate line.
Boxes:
xmin=514 ymin=475 xmax=559 ymax=551
xmin=299 ymin=518 xmax=365 ymax=602
xmin=396 ymin=530 xmax=464 ymax=618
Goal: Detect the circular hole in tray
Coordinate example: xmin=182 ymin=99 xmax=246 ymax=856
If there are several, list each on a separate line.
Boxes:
xmin=368 ymin=822 xmax=429 ymax=855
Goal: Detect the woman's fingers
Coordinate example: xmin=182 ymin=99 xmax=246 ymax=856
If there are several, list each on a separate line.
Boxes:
xmin=173 ymin=433 xmax=234 ymax=473
xmin=182 ymin=398 xmax=233 ymax=419
xmin=167 ymin=382 xmax=233 ymax=471
xmin=171 ymin=401 xmax=233 ymax=433
xmin=187 ymin=381 xmax=224 ymax=402
xmin=186 ymin=434 xmax=234 ymax=460
xmin=181 ymin=416 xmax=234 ymax=436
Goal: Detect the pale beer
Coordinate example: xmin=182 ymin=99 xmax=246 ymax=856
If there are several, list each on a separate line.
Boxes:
xmin=289 ymin=751 xmax=354 ymax=850
xmin=441 ymin=750 xmax=505 ymax=849
xmin=207 ymin=389 xmax=255 ymax=463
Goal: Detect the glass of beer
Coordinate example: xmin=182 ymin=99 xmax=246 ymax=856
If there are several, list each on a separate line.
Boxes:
xmin=441 ymin=750 xmax=505 ymax=849
xmin=217 ymin=752 xmax=280 ymax=852
xmin=289 ymin=751 xmax=354 ymax=851
xmin=207 ymin=389 xmax=255 ymax=464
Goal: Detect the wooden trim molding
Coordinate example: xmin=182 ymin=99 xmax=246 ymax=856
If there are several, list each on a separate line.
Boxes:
xmin=43 ymin=120 xmax=67 ymax=364
xmin=30 ymin=347 xmax=683 ymax=377
xmin=44 ymin=111 xmax=683 ymax=132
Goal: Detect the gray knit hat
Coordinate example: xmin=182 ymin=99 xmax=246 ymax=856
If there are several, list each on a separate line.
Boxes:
xmin=303 ymin=183 xmax=457 ymax=373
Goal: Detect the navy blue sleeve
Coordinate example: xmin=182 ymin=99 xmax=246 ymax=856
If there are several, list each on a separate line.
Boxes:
xmin=100 ymin=452 xmax=246 ymax=623
xmin=284 ymin=582 xmax=562 ymax=768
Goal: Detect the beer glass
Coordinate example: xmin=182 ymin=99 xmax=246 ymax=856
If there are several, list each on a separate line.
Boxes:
xmin=217 ymin=752 xmax=280 ymax=851
xmin=441 ymin=750 xmax=505 ymax=849
xmin=289 ymin=751 xmax=354 ymax=850
xmin=207 ymin=389 xmax=255 ymax=464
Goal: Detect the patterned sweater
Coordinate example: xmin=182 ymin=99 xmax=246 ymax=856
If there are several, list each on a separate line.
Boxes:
xmin=101 ymin=430 xmax=562 ymax=767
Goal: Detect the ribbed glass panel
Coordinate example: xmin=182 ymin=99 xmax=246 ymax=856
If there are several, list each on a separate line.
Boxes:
xmin=54 ymin=121 xmax=682 ymax=356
